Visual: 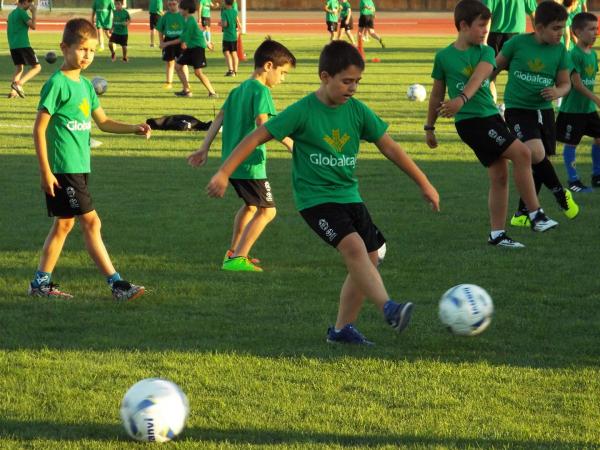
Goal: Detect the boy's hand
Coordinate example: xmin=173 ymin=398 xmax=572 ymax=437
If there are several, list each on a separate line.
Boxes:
xmin=437 ymin=97 xmax=462 ymax=118
xmin=181 ymin=42 xmax=187 ymax=50
xmin=206 ymin=171 xmax=228 ymax=198
xmin=207 ymin=41 xmax=214 ymax=51
xmin=135 ymin=123 xmax=151 ymax=138
xmin=421 ymin=183 xmax=440 ymax=212
xmin=425 ymin=130 xmax=438 ymax=148
xmin=29 ymin=3 xmax=37 ymax=12
xmin=541 ymin=87 xmax=558 ymax=101
xmin=187 ymin=149 xmax=208 ymax=167
xmin=41 ymin=172 xmax=61 ymax=197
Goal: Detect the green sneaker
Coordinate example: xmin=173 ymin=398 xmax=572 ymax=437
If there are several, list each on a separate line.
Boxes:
xmin=562 ymin=189 xmax=579 ymax=219
xmin=510 ymin=213 xmax=530 ymax=227
xmin=222 ymin=256 xmax=263 ymax=272
xmin=223 ymin=249 xmax=261 ymax=264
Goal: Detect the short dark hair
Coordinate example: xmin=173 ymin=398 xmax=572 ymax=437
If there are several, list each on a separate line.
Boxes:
xmin=535 ymin=1 xmax=568 ymax=26
xmin=453 ymin=0 xmax=491 ymax=31
xmin=318 ymin=40 xmax=364 ymax=76
xmin=224 ymin=0 xmax=233 ymax=5
xmin=571 ymin=11 xmax=598 ymax=33
xmin=62 ymin=18 xmax=97 ymax=46
xmin=254 ymin=38 xmax=296 ymax=69
xmin=179 ymin=0 xmax=196 ymax=14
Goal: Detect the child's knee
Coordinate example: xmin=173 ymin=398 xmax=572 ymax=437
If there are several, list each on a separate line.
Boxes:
xmin=79 ymin=212 xmax=102 ymax=233
xmin=259 ymin=206 xmax=276 ymax=221
xmin=54 ymin=218 xmax=75 ymax=235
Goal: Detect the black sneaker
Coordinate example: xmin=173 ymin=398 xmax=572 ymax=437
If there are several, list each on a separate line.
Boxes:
xmin=112 ymin=280 xmax=145 ymax=301
xmin=568 ymin=179 xmax=592 ymax=193
xmin=326 ymin=324 xmax=374 ymax=345
xmin=591 ymin=174 xmax=600 ymax=188
xmin=487 ymin=232 xmax=525 ymax=248
xmin=174 ymin=90 xmax=192 ymax=97
xmin=529 ymin=210 xmax=559 ymax=232
xmin=383 ymin=301 xmax=413 ymax=333
xmin=225 ymin=70 xmax=234 ymax=77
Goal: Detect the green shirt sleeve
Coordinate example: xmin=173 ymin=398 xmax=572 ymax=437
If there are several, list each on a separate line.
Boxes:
xmin=358 ymin=102 xmax=387 ymax=142
xmin=431 ymin=51 xmax=444 ymax=81
xmin=264 ymin=100 xmax=303 ymax=142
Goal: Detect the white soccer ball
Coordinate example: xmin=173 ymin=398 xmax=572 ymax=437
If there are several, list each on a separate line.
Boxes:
xmin=406 ymin=83 xmax=427 ymax=102
xmin=120 ymin=378 xmax=189 ymax=443
xmin=92 ymin=76 xmax=108 ymax=95
xmin=439 ymin=284 xmax=494 ymax=336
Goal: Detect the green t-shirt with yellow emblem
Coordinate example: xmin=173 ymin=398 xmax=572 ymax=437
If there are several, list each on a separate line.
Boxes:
xmin=38 ymin=71 xmax=100 ymax=174
xmin=221 ymin=8 xmax=238 ymax=42
xmin=560 ymin=45 xmax=598 ymax=114
xmin=431 ymin=43 xmax=499 ymax=122
xmin=325 ymin=0 xmax=339 ymax=22
xmin=501 ymin=33 xmax=569 ymax=110
xmin=359 ymin=0 xmax=375 ymax=16
xmin=265 ymin=93 xmax=388 ymax=211
xmin=156 ymin=11 xmax=185 ymax=39
xmin=221 ymin=79 xmax=276 ymax=179
xmin=7 ymin=8 xmax=31 ymax=49
xmin=483 ymin=0 xmax=536 ymax=33
xmin=180 ymin=16 xmax=206 ymax=48
xmin=112 ymin=9 xmax=130 ymax=35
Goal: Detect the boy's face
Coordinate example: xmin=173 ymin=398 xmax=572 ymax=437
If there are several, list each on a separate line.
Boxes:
xmin=115 ymin=1 xmax=123 ymax=9
xmin=320 ymin=64 xmax=363 ymax=105
xmin=575 ymin=21 xmax=598 ymax=46
xmin=21 ymin=0 xmax=33 ymax=10
xmin=61 ymin=38 xmax=98 ymax=71
xmin=461 ymin=16 xmax=490 ymax=45
xmin=264 ymin=62 xmax=292 ymax=88
xmin=179 ymin=6 xmax=190 ymax=16
xmin=167 ymin=0 xmax=178 ymax=12
xmin=536 ymin=20 xmax=567 ymax=45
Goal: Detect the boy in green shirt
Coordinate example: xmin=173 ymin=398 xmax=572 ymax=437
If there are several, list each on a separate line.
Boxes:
xmin=156 ymin=0 xmax=186 ymax=89
xmin=556 ymin=12 xmax=600 ymax=191
xmin=7 ymin=0 xmax=41 ymax=99
xmin=91 ymin=0 xmax=114 ymax=51
xmin=324 ymin=0 xmax=339 ymax=41
xmin=30 ymin=18 xmax=151 ymax=300
xmin=109 ymin=0 xmax=131 ymax=62
xmin=358 ymin=0 xmax=384 ymax=48
xmin=495 ymin=0 xmax=579 ymax=226
xmin=336 ymin=0 xmax=355 ymax=45
xmin=148 ymin=0 xmax=163 ymax=48
xmin=427 ymin=0 xmax=558 ymax=248
xmin=221 ymin=0 xmax=241 ymax=76
xmin=199 ymin=0 xmax=219 ymax=45
xmin=188 ymin=39 xmax=296 ymax=272
xmin=207 ymin=41 xmax=440 ymax=345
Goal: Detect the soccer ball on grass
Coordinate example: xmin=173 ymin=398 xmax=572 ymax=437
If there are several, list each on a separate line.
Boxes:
xmin=92 ymin=76 xmax=108 ymax=95
xmin=406 ymin=83 xmax=427 ymax=102
xmin=439 ymin=284 xmax=494 ymax=336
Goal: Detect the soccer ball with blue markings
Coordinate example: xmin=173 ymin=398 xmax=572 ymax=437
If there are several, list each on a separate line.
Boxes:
xmin=120 ymin=378 xmax=189 ymax=442
xmin=439 ymin=284 xmax=494 ymax=336
xmin=91 ymin=76 xmax=108 ymax=96
xmin=406 ymin=83 xmax=427 ymax=102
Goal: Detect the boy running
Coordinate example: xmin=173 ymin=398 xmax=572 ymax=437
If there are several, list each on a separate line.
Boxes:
xmin=324 ymin=0 xmax=339 ymax=41
xmin=156 ymin=0 xmax=186 ymax=89
xmin=207 ymin=41 xmax=439 ymax=345
xmin=30 ymin=18 xmax=150 ymax=300
xmin=188 ymin=39 xmax=296 ymax=272
xmin=221 ymin=0 xmax=241 ymax=76
xmin=109 ymin=0 xmax=130 ymax=62
xmin=336 ymin=0 xmax=355 ymax=45
xmin=358 ymin=0 xmax=384 ymax=48
xmin=91 ymin=0 xmax=114 ymax=51
xmin=148 ymin=0 xmax=163 ymax=48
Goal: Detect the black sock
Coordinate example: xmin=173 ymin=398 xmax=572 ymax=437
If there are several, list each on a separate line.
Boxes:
xmin=530 ymin=158 xmax=567 ymax=209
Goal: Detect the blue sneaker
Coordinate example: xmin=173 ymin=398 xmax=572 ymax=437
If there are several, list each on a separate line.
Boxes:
xmin=384 ymin=301 xmax=413 ymax=333
xmin=326 ymin=324 xmax=374 ymax=346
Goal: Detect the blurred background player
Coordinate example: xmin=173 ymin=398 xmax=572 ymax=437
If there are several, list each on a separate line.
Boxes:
xmin=7 ymin=0 xmax=40 ymax=99
xmin=221 ymin=0 xmax=241 ymax=76
xmin=109 ymin=0 xmax=130 ymax=62
xmin=358 ymin=0 xmax=384 ymax=47
xmin=157 ymin=0 xmax=186 ymax=89
xmin=91 ymin=0 xmax=114 ymax=51
xmin=336 ymin=0 xmax=355 ymax=45
xmin=199 ymin=0 xmax=219 ymax=47
xmin=148 ymin=0 xmax=163 ymax=48
xmin=324 ymin=0 xmax=339 ymax=41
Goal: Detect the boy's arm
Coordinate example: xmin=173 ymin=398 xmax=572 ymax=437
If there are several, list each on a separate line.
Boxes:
xmin=491 ymin=53 xmax=509 ymax=78
xmin=375 ymin=133 xmax=440 ymax=211
xmin=438 ymin=61 xmax=494 ymax=118
xmin=570 ymin=71 xmax=600 ymax=108
xmin=207 ymin=125 xmax=274 ymax=197
xmin=33 ymin=109 xmax=61 ymax=196
xmin=27 ymin=3 xmax=37 ymax=29
xmin=541 ymin=68 xmax=571 ymax=100
xmin=92 ymin=106 xmax=151 ymax=137
xmin=255 ymin=113 xmax=293 ymax=152
xmin=188 ymin=109 xmax=224 ymax=166
xmin=425 ymin=78 xmax=445 ymax=149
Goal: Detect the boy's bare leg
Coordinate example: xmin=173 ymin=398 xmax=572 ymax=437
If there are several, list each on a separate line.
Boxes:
xmin=175 ymin=63 xmax=190 ymax=91
xmin=12 ymin=65 xmax=24 ymax=84
xmin=97 ymin=28 xmax=104 ymax=48
xmin=15 ymin=64 xmax=41 ymax=87
xmin=346 ymin=29 xmax=356 ymax=45
xmin=231 ymin=52 xmax=239 ymax=73
xmin=523 ymin=138 xmax=546 ymax=164
xmin=79 ymin=210 xmax=116 ymax=276
xmin=503 ymin=140 xmax=540 ymax=211
xmin=37 ymin=217 xmax=75 ymax=273
xmin=122 ymin=45 xmax=128 ymax=60
xmin=230 ymin=204 xmax=257 ymax=251
xmin=232 ymin=207 xmax=276 ymax=258
xmin=150 ymin=29 xmax=155 ymax=47
xmin=166 ymin=61 xmax=175 ymax=84
xmin=487 ymin=159 xmax=510 ymax=231
xmin=224 ymin=51 xmax=233 ymax=72
xmin=194 ymin=68 xmax=216 ymax=94
xmin=368 ymin=28 xmax=383 ymax=43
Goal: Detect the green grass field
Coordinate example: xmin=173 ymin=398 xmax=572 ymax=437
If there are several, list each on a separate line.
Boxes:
xmin=1 ymin=31 xmax=599 ymax=448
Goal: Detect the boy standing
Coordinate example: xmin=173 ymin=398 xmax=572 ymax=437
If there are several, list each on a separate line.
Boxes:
xmin=7 ymin=0 xmax=41 ymax=99
xmin=336 ymin=0 xmax=355 ymax=45
xmin=30 ymin=18 xmax=150 ymax=300
xmin=427 ymin=0 xmax=558 ymax=248
xmin=494 ymin=0 xmax=579 ymax=226
xmin=91 ymin=0 xmax=114 ymax=51
xmin=221 ymin=0 xmax=240 ymax=76
xmin=556 ymin=12 xmax=600 ymax=191
xmin=156 ymin=0 xmax=186 ymax=89
xmin=207 ymin=41 xmax=439 ymax=345
xmin=109 ymin=0 xmax=130 ymax=62
xmin=188 ymin=39 xmax=296 ymax=271
xmin=148 ymin=0 xmax=163 ymax=48
xmin=200 ymin=0 xmax=219 ymax=46
xmin=358 ymin=0 xmax=384 ymax=48
xmin=324 ymin=0 xmax=339 ymax=41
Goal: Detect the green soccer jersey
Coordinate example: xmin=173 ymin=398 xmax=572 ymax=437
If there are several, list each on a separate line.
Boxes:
xmin=149 ymin=0 xmax=163 ymax=13
xmin=156 ymin=11 xmax=185 ymax=39
xmin=201 ymin=0 xmax=211 ymax=18
xmin=221 ymin=8 xmax=238 ymax=42
xmin=359 ymin=0 xmax=375 ymax=16
xmin=180 ymin=16 xmax=206 ymax=48
xmin=93 ymin=0 xmax=114 ymax=28
xmin=264 ymin=93 xmax=388 ymax=211
xmin=221 ymin=79 xmax=276 ymax=179
xmin=501 ymin=33 xmax=569 ymax=110
xmin=325 ymin=0 xmax=339 ymax=22
xmin=112 ymin=9 xmax=130 ymax=35
xmin=431 ymin=44 xmax=499 ymax=122
xmin=560 ymin=46 xmax=598 ymax=114
xmin=7 ymin=8 xmax=31 ymax=49
xmin=340 ymin=0 xmax=351 ymax=19
xmin=38 ymin=71 xmax=100 ymax=174
xmin=483 ymin=0 xmax=536 ymax=33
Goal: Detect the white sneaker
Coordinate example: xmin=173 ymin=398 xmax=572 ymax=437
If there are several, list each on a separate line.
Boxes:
xmin=488 ymin=232 xmax=525 ymax=248
xmin=90 ymin=138 xmax=103 ymax=149
xmin=530 ymin=210 xmax=559 ymax=232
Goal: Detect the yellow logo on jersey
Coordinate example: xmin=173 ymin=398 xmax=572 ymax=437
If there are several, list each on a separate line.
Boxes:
xmin=323 ymin=129 xmax=350 ymax=152
xmin=169 ymin=22 xmax=180 ymax=30
xmin=79 ymin=98 xmax=90 ymax=118
xmin=461 ymin=65 xmax=474 ymax=77
xmin=527 ymin=58 xmax=545 ymax=72
xmin=585 ymin=64 xmax=595 ymax=77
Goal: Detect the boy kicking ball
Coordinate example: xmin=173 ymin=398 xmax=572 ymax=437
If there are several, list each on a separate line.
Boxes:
xmin=30 ymin=18 xmax=150 ymax=300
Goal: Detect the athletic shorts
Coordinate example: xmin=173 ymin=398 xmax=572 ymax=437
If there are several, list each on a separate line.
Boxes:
xmin=230 ymin=178 xmax=275 ymax=208
xmin=556 ymin=111 xmax=600 ymax=145
xmin=222 ymin=40 xmax=237 ymax=53
xmin=299 ymin=202 xmax=385 ymax=251
xmin=340 ymin=16 xmax=353 ymax=30
xmin=10 ymin=47 xmax=39 ymax=66
xmin=162 ymin=39 xmax=182 ymax=61
xmin=176 ymin=47 xmax=206 ymax=69
xmin=326 ymin=20 xmax=338 ymax=32
xmin=150 ymin=12 xmax=161 ymax=29
xmin=358 ymin=14 xmax=374 ymax=29
xmin=201 ymin=16 xmax=211 ymax=27
xmin=455 ymin=114 xmax=516 ymax=167
xmin=45 ymin=173 xmax=95 ymax=217
xmin=487 ymin=32 xmax=518 ymax=56
xmin=504 ymin=108 xmax=557 ymax=156
xmin=109 ymin=33 xmax=128 ymax=46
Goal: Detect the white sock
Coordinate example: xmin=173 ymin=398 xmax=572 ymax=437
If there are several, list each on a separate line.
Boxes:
xmin=490 ymin=230 xmax=505 ymax=240
xmin=528 ymin=208 xmax=543 ymax=221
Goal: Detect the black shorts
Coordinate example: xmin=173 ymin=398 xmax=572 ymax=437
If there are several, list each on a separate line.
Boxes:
xmin=556 ymin=111 xmax=600 ymax=145
xmin=300 ymin=202 xmax=385 ymax=251
xmin=326 ymin=20 xmax=338 ymax=32
xmin=504 ymin=108 xmax=557 ymax=155
xmin=150 ymin=12 xmax=161 ymax=29
xmin=109 ymin=33 xmax=128 ymax=46
xmin=176 ymin=47 xmax=207 ymax=69
xmin=201 ymin=16 xmax=211 ymax=27
xmin=10 ymin=47 xmax=39 ymax=66
xmin=487 ymin=32 xmax=518 ymax=56
xmin=340 ymin=16 xmax=353 ymax=30
xmin=455 ymin=114 xmax=516 ymax=167
xmin=45 ymin=173 xmax=94 ymax=217
xmin=162 ymin=39 xmax=182 ymax=61
xmin=222 ymin=40 xmax=237 ymax=53
xmin=230 ymin=178 xmax=275 ymax=208
xmin=358 ymin=14 xmax=374 ymax=29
